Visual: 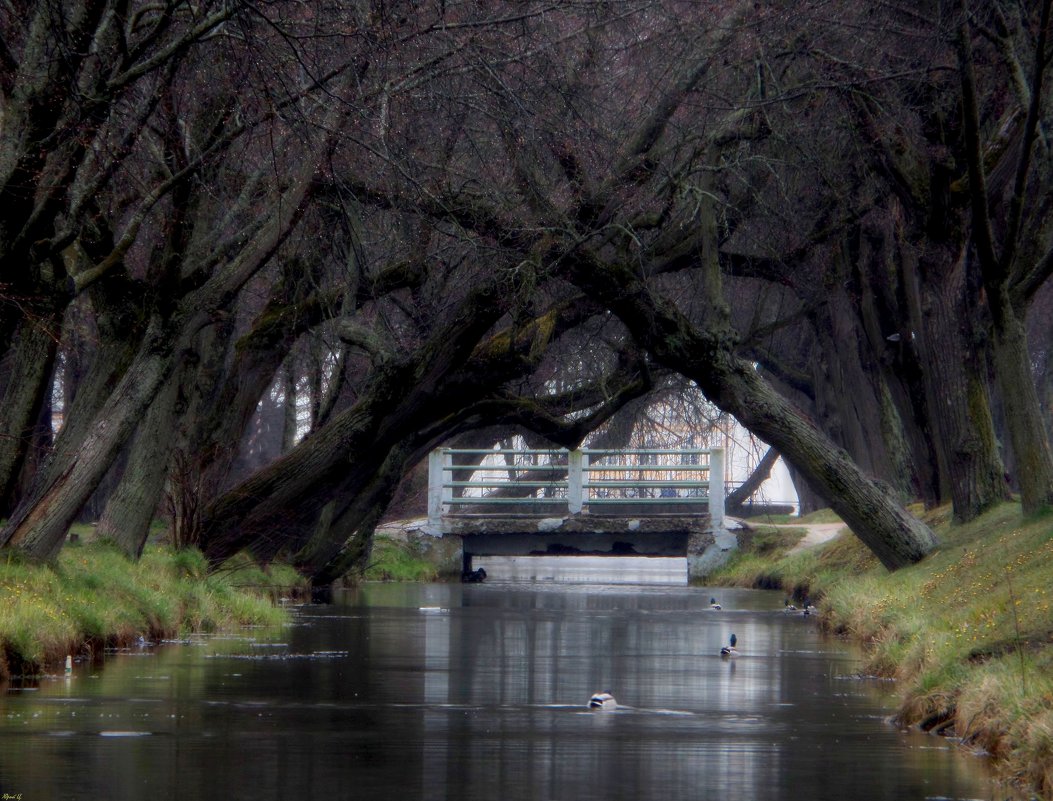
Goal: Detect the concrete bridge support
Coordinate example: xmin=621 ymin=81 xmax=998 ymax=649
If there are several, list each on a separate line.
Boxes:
xmin=446 ymin=515 xmax=737 ymax=583
xmin=686 ymin=524 xmax=738 ymax=582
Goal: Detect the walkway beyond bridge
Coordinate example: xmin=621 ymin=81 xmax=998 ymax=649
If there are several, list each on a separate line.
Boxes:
xmin=426 ymin=447 xmax=735 ymax=581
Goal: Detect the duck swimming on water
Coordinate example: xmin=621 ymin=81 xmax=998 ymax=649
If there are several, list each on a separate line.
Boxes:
xmin=720 ymin=633 xmax=738 ymax=657
xmin=589 ymin=691 xmax=617 ymax=710
xmin=709 ymin=597 xmax=722 ymax=610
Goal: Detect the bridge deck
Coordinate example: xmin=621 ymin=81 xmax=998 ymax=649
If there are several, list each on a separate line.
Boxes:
xmin=428 ymin=446 xmax=725 ymax=530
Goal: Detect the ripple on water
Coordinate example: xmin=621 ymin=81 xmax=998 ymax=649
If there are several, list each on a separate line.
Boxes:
xmin=205 ymin=650 xmax=349 ymax=661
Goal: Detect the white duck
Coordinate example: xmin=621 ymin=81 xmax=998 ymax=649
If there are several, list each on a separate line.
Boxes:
xmin=588 ymin=691 xmax=617 ymax=710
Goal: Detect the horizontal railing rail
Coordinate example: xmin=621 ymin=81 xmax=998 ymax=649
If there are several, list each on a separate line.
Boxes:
xmin=427 ymin=447 xmax=724 ymax=528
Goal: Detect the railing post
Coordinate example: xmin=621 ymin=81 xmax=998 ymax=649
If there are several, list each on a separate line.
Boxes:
xmin=568 ymin=450 xmax=583 ymax=514
xmin=427 ymin=449 xmax=444 ymax=530
xmin=582 ymin=451 xmax=590 ymax=512
xmin=442 ymin=449 xmax=453 ymax=508
xmin=709 ymin=447 xmax=725 ymax=527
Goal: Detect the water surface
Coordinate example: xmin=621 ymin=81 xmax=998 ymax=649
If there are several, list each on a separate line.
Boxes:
xmin=0 ymin=583 xmax=1010 ymax=801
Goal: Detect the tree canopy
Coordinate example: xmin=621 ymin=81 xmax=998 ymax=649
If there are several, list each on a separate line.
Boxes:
xmin=2 ymin=0 xmax=1051 ymax=580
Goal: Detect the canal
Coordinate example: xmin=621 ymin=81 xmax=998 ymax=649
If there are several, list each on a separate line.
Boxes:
xmin=0 ymin=583 xmax=1012 ymax=800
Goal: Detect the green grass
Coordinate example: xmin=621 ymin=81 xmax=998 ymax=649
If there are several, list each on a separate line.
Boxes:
xmin=363 ymin=535 xmax=439 ymax=582
xmin=711 ymin=502 xmax=1053 ymax=797
xmin=741 ymin=508 xmax=843 ymax=525
xmin=0 ymin=542 xmax=307 ymax=677
xmin=711 ymin=522 xmax=836 ymax=592
xmin=738 ymin=524 xmax=807 ymax=555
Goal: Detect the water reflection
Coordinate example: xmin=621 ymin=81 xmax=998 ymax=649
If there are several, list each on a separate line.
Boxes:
xmin=0 ymin=584 xmax=1013 ymax=801
xmin=474 ymin=555 xmax=688 ymax=584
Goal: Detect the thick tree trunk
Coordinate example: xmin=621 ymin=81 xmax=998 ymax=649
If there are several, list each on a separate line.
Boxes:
xmin=199 ymin=371 xmax=413 ymax=565
xmin=991 ymin=312 xmax=1053 ymax=513
xmin=199 ymin=293 xmax=611 ymax=569
xmin=567 ymin=253 xmax=938 ymax=569
xmin=93 ymin=369 xmax=183 ymax=557
xmin=294 ymin=442 xmax=412 ymax=582
xmin=951 ymin=0 xmax=1053 ymax=513
xmin=0 ymin=316 xmax=177 ymax=558
xmin=297 ymin=500 xmax=376 ymax=587
xmin=199 ymin=284 xmax=510 ymax=563
xmin=187 ymin=265 xmax=383 ymax=503
xmin=42 ymin=306 xmax=143 ymax=490
xmin=847 ymin=224 xmax=948 ymax=507
xmin=702 ymin=358 xmax=938 ymax=568
xmin=910 ymin=256 xmax=1009 ymax=521
xmin=0 ymin=314 xmax=60 ymax=515
xmin=811 ymin=291 xmax=901 ymax=488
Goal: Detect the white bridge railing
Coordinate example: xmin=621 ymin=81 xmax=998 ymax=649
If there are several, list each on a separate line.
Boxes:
xmin=428 ymin=447 xmax=724 ymax=529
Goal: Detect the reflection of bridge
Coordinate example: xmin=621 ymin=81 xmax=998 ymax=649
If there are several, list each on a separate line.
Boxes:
xmin=426 ymin=447 xmax=734 ymax=582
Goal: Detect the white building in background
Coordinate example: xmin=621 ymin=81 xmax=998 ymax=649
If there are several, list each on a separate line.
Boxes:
xmin=464 ymin=412 xmax=799 ymax=515
xmin=607 ymin=388 xmax=800 ymax=515
xmin=719 ymin=422 xmax=799 ymax=515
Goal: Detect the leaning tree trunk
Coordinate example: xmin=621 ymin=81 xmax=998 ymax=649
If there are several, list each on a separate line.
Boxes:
xmin=700 ymin=356 xmax=938 ymax=569
xmin=199 ymin=290 xmax=614 ymax=568
xmin=0 ymin=313 xmax=60 ymax=515
xmin=293 ymin=443 xmax=412 ymax=583
xmin=567 ymin=251 xmax=938 ymax=569
xmin=294 ymin=498 xmax=377 ymax=587
xmin=93 ymin=367 xmax=183 ymax=557
xmin=0 ymin=315 xmax=177 ymax=559
xmin=40 ymin=276 xmax=147 ymax=491
xmin=726 ymin=446 xmax=780 ymax=515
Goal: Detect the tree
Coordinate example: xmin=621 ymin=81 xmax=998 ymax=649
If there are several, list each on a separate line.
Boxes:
xmin=0 ymin=0 xmax=242 ymax=510
xmin=324 ymin=1 xmax=939 ymax=568
xmin=952 ymin=0 xmax=1053 ymax=514
xmin=11 ymin=1 xmax=1051 ymax=579
xmin=0 ymin=0 xmax=357 ymax=557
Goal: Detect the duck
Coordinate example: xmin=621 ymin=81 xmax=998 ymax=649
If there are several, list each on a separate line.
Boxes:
xmin=461 ymin=567 xmax=487 ymax=583
xmin=783 ymin=599 xmax=797 ymax=612
xmin=588 ymin=691 xmax=617 ymax=710
xmin=720 ymin=633 xmax=738 ymax=657
xmin=709 ymin=597 xmax=722 ymax=610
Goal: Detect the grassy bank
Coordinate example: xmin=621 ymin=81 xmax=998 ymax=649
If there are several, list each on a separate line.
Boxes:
xmin=0 ymin=541 xmax=308 ymax=680
xmin=363 ymin=534 xmax=440 ymax=582
xmin=712 ymin=503 xmax=1053 ymax=797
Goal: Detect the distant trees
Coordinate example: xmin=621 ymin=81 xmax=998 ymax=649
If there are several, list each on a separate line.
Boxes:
xmin=1 ymin=1 xmax=1050 ymax=579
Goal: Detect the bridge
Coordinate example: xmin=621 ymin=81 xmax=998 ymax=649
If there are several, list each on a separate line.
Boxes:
xmin=426 ymin=446 xmax=735 ymax=582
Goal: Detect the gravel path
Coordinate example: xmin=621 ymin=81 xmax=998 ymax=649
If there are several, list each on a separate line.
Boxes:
xmin=784 ymin=522 xmax=848 ymax=553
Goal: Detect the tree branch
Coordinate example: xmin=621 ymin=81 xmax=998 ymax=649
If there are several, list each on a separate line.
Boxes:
xmin=1002 ymin=0 xmax=1052 ymax=281
xmin=727 ymin=446 xmax=780 ymax=510
xmin=953 ymin=0 xmax=1002 ymax=283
